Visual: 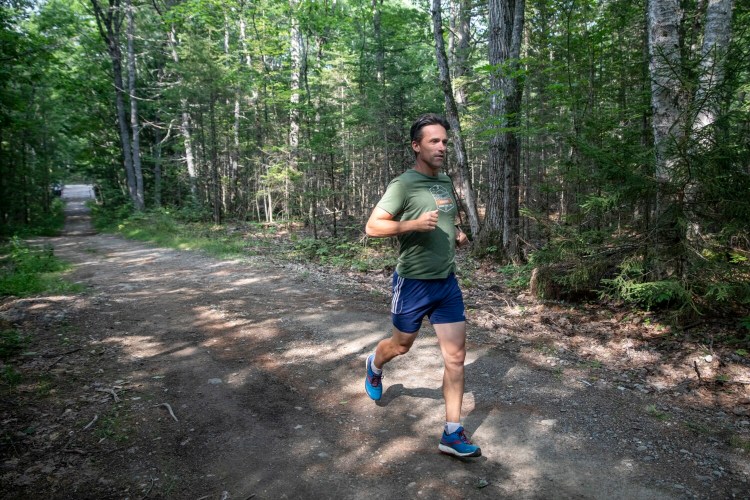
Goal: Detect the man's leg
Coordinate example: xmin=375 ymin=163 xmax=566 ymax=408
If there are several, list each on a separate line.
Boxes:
xmin=433 ymin=321 xmax=466 ymax=423
xmin=434 ymin=320 xmax=480 ymax=457
xmin=373 ymin=327 xmax=419 ymax=369
xmin=365 ymin=327 xmax=419 ymax=401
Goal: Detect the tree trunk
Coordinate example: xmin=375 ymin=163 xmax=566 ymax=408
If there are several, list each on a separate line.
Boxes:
xmin=450 ymin=0 xmax=471 ymax=111
xmin=647 ymin=0 xmax=683 ymax=189
xmin=430 ymin=0 xmax=480 ymax=239
xmin=125 ymin=0 xmax=144 ymax=210
xmin=480 ymin=0 xmax=525 ymax=264
xmin=166 ymin=25 xmax=198 ymax=200
xmin=647 ymin=0 xmax=687 ymax=278
xmin=91 ymin=0 xmax=136 ymax=206
xmin=693 ymin=0 xmax=734 ymax=133
xmin=209 ymin=93 xmax=221 ymax=224
xmin=686 ymin=0 xmax=735 ymax=244
xmin=288 ymin=0 xmax=302 ymax=220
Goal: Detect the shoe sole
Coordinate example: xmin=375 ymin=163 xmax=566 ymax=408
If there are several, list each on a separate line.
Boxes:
xmin=365 ymin=356 xmax=382 ymax=401
xmin=438 ymin=444 xmax=482 ymax=457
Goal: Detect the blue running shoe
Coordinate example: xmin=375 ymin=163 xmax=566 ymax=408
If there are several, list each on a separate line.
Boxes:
xmin=439 ymin=426 xmax=481 ymax=457
xmin=365 ymin=354 xmax=382 ymax=401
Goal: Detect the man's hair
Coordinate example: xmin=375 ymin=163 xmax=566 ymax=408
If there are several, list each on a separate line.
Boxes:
xmin=409 ymin=113 xmax=450 ymax=144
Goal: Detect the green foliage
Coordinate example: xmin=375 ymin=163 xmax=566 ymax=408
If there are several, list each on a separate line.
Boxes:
xmin=94 ymin=405 xmax=130 ymax=442
xmin=292 ymin=237 xmax=395 ymax=272
xmin=606 ymin=277 xmax=691 ymax=311
xmin=645 ymin=404 xmax=669 ymax=421
xmin=497 ymin=264 xmax=533 ymax=291
xmin=1 ymin=366 xmax=22 ymax=392
xmin=0 ymin=238 xmax=81 ymax=297
xmin=0 ymin=329 xmax=26 ymax=361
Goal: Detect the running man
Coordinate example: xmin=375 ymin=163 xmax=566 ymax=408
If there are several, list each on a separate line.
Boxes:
xmin=364 ymin=113 xmax=480 ymax=458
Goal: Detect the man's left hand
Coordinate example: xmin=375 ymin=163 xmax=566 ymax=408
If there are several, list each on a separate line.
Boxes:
xmin=456 ymin=229 xmax=469 ymax=248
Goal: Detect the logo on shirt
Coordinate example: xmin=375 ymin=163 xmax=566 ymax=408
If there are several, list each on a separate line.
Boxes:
xmin=429 ymin=185 xmax=455 ymax=213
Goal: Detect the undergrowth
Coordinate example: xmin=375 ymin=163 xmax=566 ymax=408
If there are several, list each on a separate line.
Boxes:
xmin=0 ymin=238 xmax=83 ymax=297
xmin=94 ymin=208 xmax=398 ymax=273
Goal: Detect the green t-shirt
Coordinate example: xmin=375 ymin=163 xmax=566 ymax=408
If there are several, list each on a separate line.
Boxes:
xmin=376 ymin=169 xmax=457 ymax=279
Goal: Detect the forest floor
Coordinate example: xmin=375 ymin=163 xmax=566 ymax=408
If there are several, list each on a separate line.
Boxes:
xmin=1 ymin=195 xmax=750 ymax=499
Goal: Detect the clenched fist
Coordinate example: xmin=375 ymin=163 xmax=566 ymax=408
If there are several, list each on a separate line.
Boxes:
xmin=414 ymin=209 xmax=439 ymax=232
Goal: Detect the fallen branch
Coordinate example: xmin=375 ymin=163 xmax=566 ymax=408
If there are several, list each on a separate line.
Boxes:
xmin=62 ymin=448 xmax=87 ymax=454
xmin=95 ymin=388 xmax=121 ymax=403
xmin=140 ymin=477 xmax=155 ymax=500
xmin=693 ymin=361 xmax=702 ymax=383
xmin=155 ymin=403 xmax=178 ymax=422
xmin=83 ymin=414 xmax=98 ymax=430
xmin=38 ymin=347 xmax=81 ymax=358
xmin=45 ymin=347 xmax=82 ymax=371
xmin=46 ymin=355 xmax=65 ymax=371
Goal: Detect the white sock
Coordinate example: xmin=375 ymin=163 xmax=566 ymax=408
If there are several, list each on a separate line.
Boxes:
xmin=370 ymin=356 xmax=382 ymax=374
xmin=445 ymin=422 xmax=461 ymax=434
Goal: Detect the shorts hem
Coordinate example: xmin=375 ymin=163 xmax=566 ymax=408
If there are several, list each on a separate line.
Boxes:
xmin=430 ymin=317 xmax=466 ymax=325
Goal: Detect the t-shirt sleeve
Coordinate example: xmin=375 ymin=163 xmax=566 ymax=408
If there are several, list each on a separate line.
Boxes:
xmin=376 ymin=177 xmax=406 ymax=216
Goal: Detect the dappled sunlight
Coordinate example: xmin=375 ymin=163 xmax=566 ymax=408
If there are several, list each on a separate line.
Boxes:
xmin=224 ymin=371 xmax=249 ymax=386
xmin=192 ymin=306 xmax=248 ymax=331
xmin=99 ymin=335 xmax=182 ymax=360
xmin=169 ymin=345 xmax=201 ymax=358
xmin=230 ymin=277 xmax=265 ymax=286
xmin=373 ymin=435 xmax=424 ymax=461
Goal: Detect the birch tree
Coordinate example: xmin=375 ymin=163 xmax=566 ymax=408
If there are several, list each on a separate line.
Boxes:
xmin=647 ymin=0 xmax=736 ymax=274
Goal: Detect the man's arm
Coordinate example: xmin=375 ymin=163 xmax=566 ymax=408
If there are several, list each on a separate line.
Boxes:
xmin=456 ymin=226 xmax=469 ymax=247
xmin=365 ymin=207 xmax=439 ymax=238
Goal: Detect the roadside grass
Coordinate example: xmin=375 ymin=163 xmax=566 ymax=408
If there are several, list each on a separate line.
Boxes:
xmin=0 ymin=238 xmax=84 ymax=297
xmin=97 ymin=209 xmax=398 ymax=273
xmin=0 ymin=198 xmax=66 ymax=239
xmin=730 ymin=435 xmax=750 ymax=452
xmin=0 ymin=328 xmax=26 ymax=361
xmin=1 ymin=365 xmax=22 ymax=393
xmin=94 ymin=404 xmax=131 ymax=443
xmin=645 ymin=404 xmax=669 ymax=421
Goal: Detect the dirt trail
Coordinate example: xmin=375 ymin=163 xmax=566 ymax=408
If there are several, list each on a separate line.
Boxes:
xmin=1 ymin=195 xmax=749 ymax=499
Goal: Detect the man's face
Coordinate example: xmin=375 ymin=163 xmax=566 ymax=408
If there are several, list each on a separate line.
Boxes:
xmin=412 ymin=124 xmax=448 ymax=170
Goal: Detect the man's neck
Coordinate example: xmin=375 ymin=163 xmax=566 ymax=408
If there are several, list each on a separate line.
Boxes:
xmin=413 ymin=162 xmax=439 ymax=177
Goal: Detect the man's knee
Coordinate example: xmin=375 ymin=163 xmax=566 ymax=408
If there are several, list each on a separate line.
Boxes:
xmin=443 ymin=347 xmax=466 ymax=368
xmin=393 ymin=341 xmax=413 ymax=356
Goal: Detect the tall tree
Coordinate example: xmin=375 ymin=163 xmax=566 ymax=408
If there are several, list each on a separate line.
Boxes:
xmin=90 ymin=0 xmax=139 ymax=208
xmin=480 ymin=0 xmax=525 ymax=263
xmin=125 ymin=0 xmax=144 ymax=210
xmin=647 ymin=0 xmax=736 ymax=275
xmin=430 ymin=0 xmax=480 ymax=238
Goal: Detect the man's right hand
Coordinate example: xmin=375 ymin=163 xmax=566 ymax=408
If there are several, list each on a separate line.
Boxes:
xmin=414 ymin=209 xmax=439 ymax=232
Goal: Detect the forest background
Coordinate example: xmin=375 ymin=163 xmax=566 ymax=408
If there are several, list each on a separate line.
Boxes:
xmin=1 ymin=0 xmax=749 ymax=324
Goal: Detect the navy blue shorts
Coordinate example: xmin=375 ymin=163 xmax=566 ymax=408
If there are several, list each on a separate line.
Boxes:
xmin=391 ymin=271 xmax=466 ymax=333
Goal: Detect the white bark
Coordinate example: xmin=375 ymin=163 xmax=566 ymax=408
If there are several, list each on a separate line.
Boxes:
xmin=288 ymin=0 xmax=302 ymax=220
xmin=687 ymin=0 xmax=735 ymax=243
xmin=647 ymin=0 xmax=683 ymax=184
xmin=693 ymin=0 xmax=735 ymax=132
xmin=167 ymin=26 xmax=197 ymax=198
